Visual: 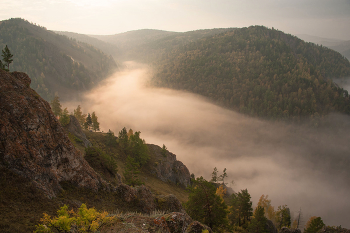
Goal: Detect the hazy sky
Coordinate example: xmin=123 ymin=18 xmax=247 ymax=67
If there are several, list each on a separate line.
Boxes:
xmin=1 ymin=0 xmax=350 ymax=39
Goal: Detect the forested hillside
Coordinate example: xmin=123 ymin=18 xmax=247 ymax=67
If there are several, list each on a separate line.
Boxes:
xmin=0 ymin=18 xmax=117 ymax=100
xmin=151 ymin=26 xmax=350 ymax=121
xmin=90 ymin=28 xmax=232 ymax=62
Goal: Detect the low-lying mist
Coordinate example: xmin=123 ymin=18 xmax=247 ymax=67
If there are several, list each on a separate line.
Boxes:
xmin=64 ymin=61 xmax=350 ymax=228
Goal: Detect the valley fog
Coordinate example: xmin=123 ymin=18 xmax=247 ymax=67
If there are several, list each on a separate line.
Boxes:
xmin=64 ymin=62 xmax=350 ymax=228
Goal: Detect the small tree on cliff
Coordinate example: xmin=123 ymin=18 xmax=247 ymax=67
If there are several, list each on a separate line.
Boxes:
xmin=1 ymin=45 xmax=13 ymax=71
xmin=50 ymin=96 xmax=62 ymax=117
xmin=73 ymin=105 xmax=86 ymax=126
xmin=84 ymin=113 xmax=92 ymax=130
xmin=91 ymin=111 xmax=100 ymax=131
xmin=59 ymin=107 xmax=70 ymax=126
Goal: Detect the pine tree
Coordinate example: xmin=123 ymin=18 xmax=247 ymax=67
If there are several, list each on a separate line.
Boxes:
xmin=1 ymin=45 xmax=13 ymax=71
xmin=275 ymin=205 xmax=291 ymax=230
xmin=229 ymin=189 xmax=253 ymax=228
xmin=84 ymin=113 xmax=92 ymax=130
xmin=118 ymin=127 xmax=129 ymax=151
xmin=248 ymin=206 xmax=269 ymax=233
xmin=50 ymin=96 xmax=62 ymax=117
xmin=161 ymin=144 xmax=167 ymax=157
xmin=73 ymin=105 xmax=86 ymax=126
xmin=304 ymin=217 xmax=325 ymax=233
xmin=218 ymin=168 xmax=228 ymax=185
xmin=59 ymin=108 xmax=70 ymax=126
xmin=211 ymin=167 xmax=218 ymax=183
xmin=91 ymin=112 xmax=100 ymax=132
xmin=123 ymin=156 xmax=143 ymax=186
xmin=105 ymin=129 xmax=117 ymax=146
xmin=129 ymin=131 xmax=149 ymax=166
xmin=185 ymin=177 xmax=228 ymax=231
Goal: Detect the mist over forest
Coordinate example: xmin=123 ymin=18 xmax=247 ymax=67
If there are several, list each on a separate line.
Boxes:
xmin=63 ymin=62 xmax=350 ymax=228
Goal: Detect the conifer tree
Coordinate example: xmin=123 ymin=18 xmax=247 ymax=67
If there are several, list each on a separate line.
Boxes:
xmin=248 ymin=206 xmax=269 ymax=233
xmin=129 ymin=131 xmax=149 ymax=166
xmin=84 ymin=113 xmax=92 ymax=130
xmin=59 ymin=107 xmax=70 ymax=126
xmin=304 ymin=217 xmax=325 ymax=233
xmin=50 ymin=96 xmax=62 ymax=117
xmin=229 ymin=189 xmax=253 ymax=228
xmin=1 ymin=45 xmax=13 ymax=71
xmin=211 ymin=167 xmax=218 ymax=183
xmin=73 ymin=105 xmax=86 ymax=126
xmin=123 ymin=156 xmax=143 ymax=186
xmin=106 ymin=129 xmax=117 ymax=146
xmin=91 ymin=111 xmax=100 ymax=132
xmin=185 ymin=176 xmax=228 ymax=231
xmin=118 ymin=127 xmax=129 ymax=151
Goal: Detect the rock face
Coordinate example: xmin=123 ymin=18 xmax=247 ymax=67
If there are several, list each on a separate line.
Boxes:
xmin=66 ymin=115 xmax=92 ymax=147
xmin=266 ymin=219 xmax=278 ymax=233
xmin=148 ymin=144 xmax=191 ymax=188
xmin=280 ymin=227 xmax=301 ymax=233
xmin=0 ymin=70 xmax=105 ymax=197
xmin=114 ymin=184 xmax=184 ymax=214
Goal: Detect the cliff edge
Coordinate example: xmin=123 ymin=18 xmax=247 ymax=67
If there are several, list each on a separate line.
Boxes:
xmin=0 ymin=70 xmax=105 ymax=198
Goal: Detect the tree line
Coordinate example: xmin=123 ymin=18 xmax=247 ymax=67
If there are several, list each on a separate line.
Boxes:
xmin=50 ymin=96 xmax=100 ymax=131
xmin=185 ymin=167 xmax=327 ymax=232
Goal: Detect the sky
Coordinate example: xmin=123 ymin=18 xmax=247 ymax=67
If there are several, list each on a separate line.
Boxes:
xmin=1 ymin=0 xmax=350 ymax=40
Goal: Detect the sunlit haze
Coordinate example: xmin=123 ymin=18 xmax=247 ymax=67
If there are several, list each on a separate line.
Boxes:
xmin=63 ymin=62 xmax=350 ymax=227
xmin=1 ymin=0 xmax=350 ymax=39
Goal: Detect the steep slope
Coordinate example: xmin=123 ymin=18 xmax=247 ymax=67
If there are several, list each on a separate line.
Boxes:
xmin=151 ymin=26 xmax=350 ymax=120
xmin=0 ymin=18 xmax=117 ymax=101
xmin=0 ymin=70 xmax=197 ymax=232
xmin=0 ymin=69 xmax=106 ymax=198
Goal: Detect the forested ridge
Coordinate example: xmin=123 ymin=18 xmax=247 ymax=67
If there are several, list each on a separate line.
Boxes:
xmin=0 ymin=18 xmax=117 ymax=100
xmin=151 ymin=26 xmax=350 ymax=121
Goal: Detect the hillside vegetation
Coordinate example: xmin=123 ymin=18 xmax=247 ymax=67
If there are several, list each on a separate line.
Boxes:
xmin=0 ymin=18 xmax=117 ymax=100
xmin=150 ymin=26 xmax=350 ymax=120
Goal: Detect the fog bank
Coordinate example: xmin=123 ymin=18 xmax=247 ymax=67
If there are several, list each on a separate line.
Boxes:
xmin=64 ymin=62 xmax=350 ymax=228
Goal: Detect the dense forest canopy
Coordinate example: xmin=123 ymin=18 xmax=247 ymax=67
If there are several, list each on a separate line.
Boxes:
xmin=150 ymin=26 xmax=350 ymax=121
xmin=0 ymin=18 xmax=117 ymax=100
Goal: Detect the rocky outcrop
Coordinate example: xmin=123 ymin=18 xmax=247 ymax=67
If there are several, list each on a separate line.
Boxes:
xmin=100 ymin=211 xmax=213 ymax=233
xmin=280 ymin=227 xmax=301 ymax=233
xmin=266 ymin=219 xmax=278 ymax=233
xmin=148 ymin=144 xmax=191 ymax=188
xmin=0 ymin=70 xmax=106 ymax=197
xmin=114 ymin=184 xmax=184 ymax=214
xmin=66 ymin=115 xmax=92 ymax=147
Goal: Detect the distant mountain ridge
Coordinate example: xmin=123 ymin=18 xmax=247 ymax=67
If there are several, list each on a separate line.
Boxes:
xmin=150 ymin=26 xmax=350 ymax=120
xmin=297 ymin=34 xmax=350 ymax=61
xmin=0 ymin=18 xmax=117 ymax=101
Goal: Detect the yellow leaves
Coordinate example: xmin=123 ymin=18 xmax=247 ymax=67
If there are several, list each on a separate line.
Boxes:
xmin=35 ymin=203 xmax=116 ymax=233
xmin=216 ymin=185 xmax=227 ymax=200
